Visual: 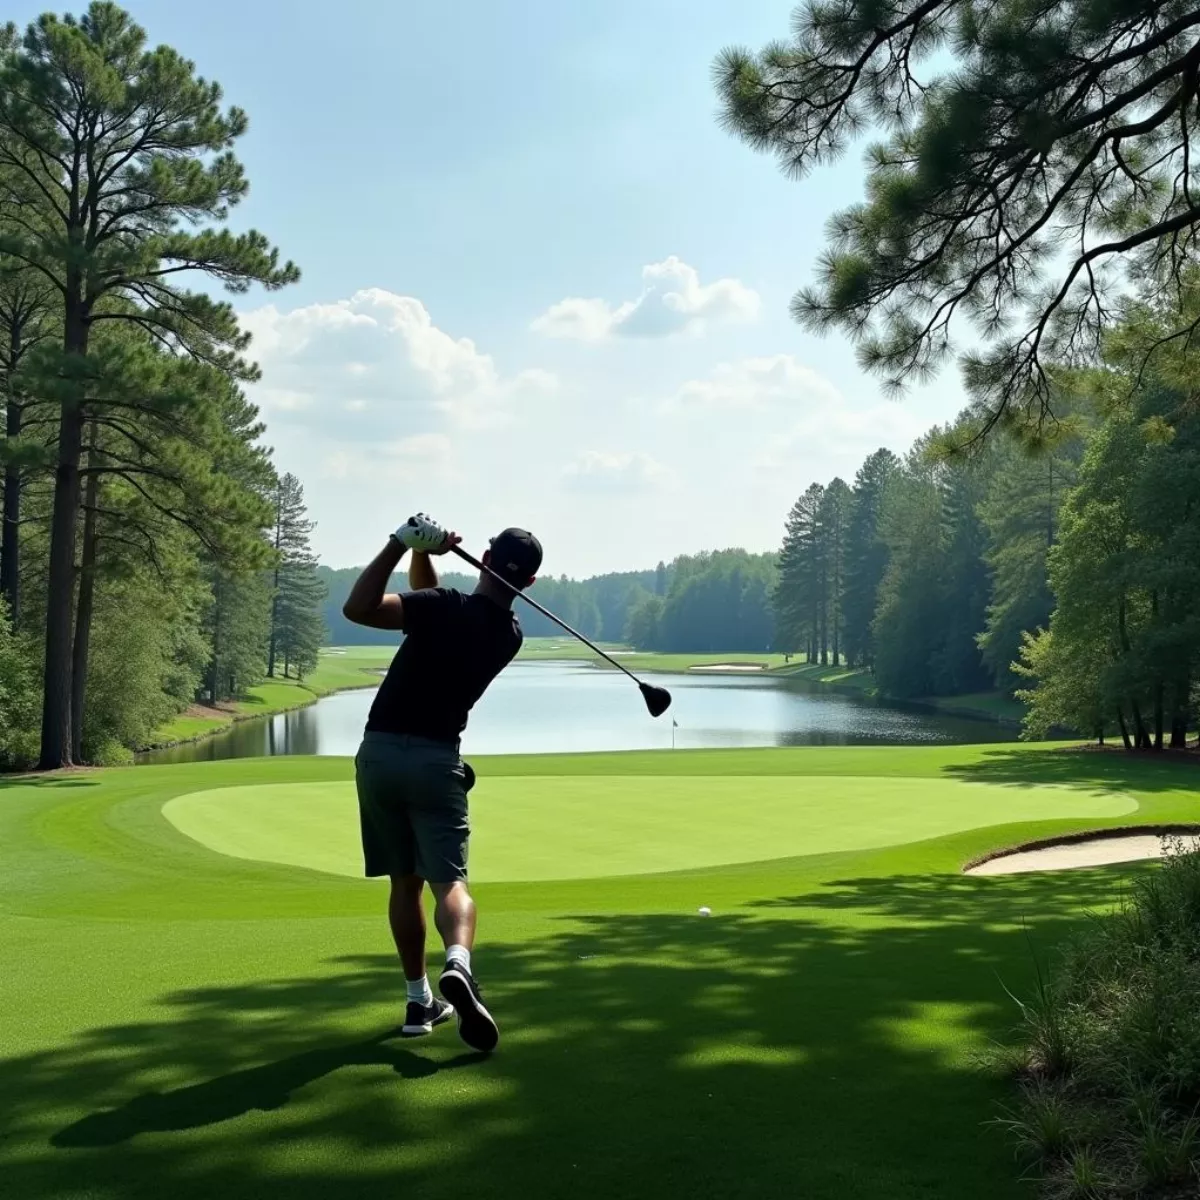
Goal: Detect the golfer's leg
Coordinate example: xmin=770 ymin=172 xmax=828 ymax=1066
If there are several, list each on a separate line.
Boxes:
xmin=431 ymin=880 xmax=476 ymax=959
xmin=432 ymin=880 xmax=498 ymax=1052
xmin=356 ymin=738 xmax=446 ymax=1031
xmin=389 ymin=873 xmax=428 ymax=981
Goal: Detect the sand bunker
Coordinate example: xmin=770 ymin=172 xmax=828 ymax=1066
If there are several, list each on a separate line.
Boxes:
xmin=689 ymin=663 xmax=768 ymax=673
xmin=966 ymin=828 xmax=1200 ymax=876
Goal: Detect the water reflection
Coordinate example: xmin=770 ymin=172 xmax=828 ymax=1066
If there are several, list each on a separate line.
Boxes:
xmin=139 ymin=661 xmax=1016 ymax=765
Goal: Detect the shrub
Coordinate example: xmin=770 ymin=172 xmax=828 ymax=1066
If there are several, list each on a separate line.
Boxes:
xmin=1003 ymin=842 xmax=1200 ymax=1197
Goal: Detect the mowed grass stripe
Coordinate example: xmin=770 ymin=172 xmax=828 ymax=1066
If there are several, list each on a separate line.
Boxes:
xmin=164 ymin=776 xmax=1137 ymax=881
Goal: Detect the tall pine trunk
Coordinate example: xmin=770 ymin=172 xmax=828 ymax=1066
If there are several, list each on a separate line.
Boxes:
xmin=1116 ymin=707 xmax=1132 ymax=751
xmin=1150 ymin=591 xmax=1163 ymax=750
xmin=208 ymin=573 xmax=222 ymax=704
xmin=267 ymin=561 xmax=281 ymax=677
xmin=1170 ymin=712 xmax=1188 ymax=749
xmin=39 ymin=292 xmax=90 ymax=769
xmin=1130 ymin=700 xmax=1150 ymax=750
xmin=39 ymin=390 xmax=85 ymax=768
xmin=1169 ymin=675 xmax=1189 ymax=749
xmin=70 ymin=422 xmax=100 ymax=762
xmin=0 ymin=369 xmax=21 ymax=623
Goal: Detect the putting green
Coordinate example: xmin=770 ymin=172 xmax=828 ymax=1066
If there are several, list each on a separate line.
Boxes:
xmin=164 ymin=775 xmax=1137 ymax=881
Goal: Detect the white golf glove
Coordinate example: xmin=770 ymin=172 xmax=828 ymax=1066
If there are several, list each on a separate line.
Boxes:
xmin=395 ymin=512 xmax=450 ymax=554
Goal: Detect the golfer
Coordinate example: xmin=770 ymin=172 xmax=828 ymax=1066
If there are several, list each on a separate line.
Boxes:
xmin=342 ymin=513 xmax=542 ymax=1053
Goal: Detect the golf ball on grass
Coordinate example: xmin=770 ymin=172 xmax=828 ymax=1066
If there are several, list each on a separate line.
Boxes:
xmin=698 ymin=906 xmax=711 ymax=917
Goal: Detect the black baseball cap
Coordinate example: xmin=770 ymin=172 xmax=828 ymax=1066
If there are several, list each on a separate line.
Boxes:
xmin=489 ymin=527 xmax=542 ymax=586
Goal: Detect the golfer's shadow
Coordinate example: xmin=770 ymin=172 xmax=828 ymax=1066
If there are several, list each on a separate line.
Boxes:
xmin=52 ymin=1031 xmax=485 ymax=1148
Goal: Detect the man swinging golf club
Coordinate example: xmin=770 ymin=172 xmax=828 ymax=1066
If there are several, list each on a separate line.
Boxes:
xmin=343 ymin=513 xmax=542 ymax=1053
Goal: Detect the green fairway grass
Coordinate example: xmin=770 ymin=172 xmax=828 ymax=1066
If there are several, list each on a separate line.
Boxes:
xmin=4 ymin=743 xmax=1199 ymax=1200
xmin=166 ymin=776 xmax=1136 ymax=881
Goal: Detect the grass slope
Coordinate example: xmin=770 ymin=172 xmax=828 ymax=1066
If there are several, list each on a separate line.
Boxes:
xmin=148 ymin=650 xmax=391 ymax=748
xmin=780 ymin=661 xmax=1028 ymax=724
xmin=3 ymin=745 xmax=1200 ymax=1199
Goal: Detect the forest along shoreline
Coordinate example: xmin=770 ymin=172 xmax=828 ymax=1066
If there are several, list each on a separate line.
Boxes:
xmin=137 ymin=653 xmax=388 ymax=755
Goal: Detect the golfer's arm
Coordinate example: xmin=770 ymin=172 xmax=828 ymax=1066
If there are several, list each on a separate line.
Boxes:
xmin=342 ymin=539 xmax=408 ymax=630
xmin=408 ymin=551 xmax=438 ymax=591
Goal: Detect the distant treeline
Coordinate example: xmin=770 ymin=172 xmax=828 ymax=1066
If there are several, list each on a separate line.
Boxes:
xmin=773 ymin=436 xmax=1075 ymax=703
xmin=320 ymin=549 xmax=776 ymax=653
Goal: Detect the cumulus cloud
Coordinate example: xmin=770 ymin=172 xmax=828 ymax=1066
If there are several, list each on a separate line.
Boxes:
xmin=531 ymin=256 xmax=759 ymax=341
xmin=239 ymin=288 xmax=556 ymax=438
xmin=657 ymin=354 xmax=925 ymax=469
xmin=560 ymin=451 xmax=676 ymax=494
xmin=663 ymin=354 xmax=843 ymax=412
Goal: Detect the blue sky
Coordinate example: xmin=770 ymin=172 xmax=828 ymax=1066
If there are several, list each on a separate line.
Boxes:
xmin=12 ymin=1 xmax=963 ymax=575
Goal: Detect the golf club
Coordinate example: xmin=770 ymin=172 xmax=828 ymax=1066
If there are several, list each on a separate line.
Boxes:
xmin=450 ymin=544 xmax=672 ymax=719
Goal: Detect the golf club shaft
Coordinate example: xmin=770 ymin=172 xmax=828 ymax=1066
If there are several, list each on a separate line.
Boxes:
xmin=450 ymin=545 xmax=645 ymax=685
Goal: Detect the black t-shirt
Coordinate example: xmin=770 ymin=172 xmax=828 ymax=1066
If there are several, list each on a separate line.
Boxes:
xmin=366 ymin=588 xmax=523 ymax=743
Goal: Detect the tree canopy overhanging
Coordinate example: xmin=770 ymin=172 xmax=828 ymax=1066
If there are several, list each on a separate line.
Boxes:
xmin=715 ymin=0 xmax=1200 ymax=434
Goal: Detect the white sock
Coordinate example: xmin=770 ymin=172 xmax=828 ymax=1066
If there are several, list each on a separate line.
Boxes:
xmin=406 ymin=975 xmax=434 ymax=1006
xmin=446 ymin=944 xmax=471 ymax=973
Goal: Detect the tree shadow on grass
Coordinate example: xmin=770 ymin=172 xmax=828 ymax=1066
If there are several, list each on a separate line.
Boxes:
xmin=0 ymin=774 xmax=101 ymax=791
xmin=941 ymin=747 xmax=1200 ymax=793
xmin=0 ymin=868 xmax=1137 ymax=1200
xmin=752 ymin=862 xmax=1146 ymax=925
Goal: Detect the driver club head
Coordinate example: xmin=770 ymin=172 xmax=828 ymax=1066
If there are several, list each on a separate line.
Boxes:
xmin=639 ymin=683 xmax=672 ymax=719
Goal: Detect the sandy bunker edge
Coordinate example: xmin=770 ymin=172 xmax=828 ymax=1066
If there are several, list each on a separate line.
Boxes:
xmin=964 ymin=824 xmax=1200 ymax=876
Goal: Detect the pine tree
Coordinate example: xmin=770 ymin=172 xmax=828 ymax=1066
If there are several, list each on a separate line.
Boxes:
xmin=0 ymin=4 xmax=298 ymax=767
xmin=977 ymin=441 xmax=1079 ymax=691
xmin=773 ymin=484 xmax=824 ymax=660
xmin=0 ymin=245 xmax=54 ymax=626
xmin=774 ymin=496 xmax=807 ymax=656
xmin=933 ymin=459 xmax=992 ymax=695
xmin=843 ymin=449 xmax=897 ymax=668
xmin=1019 ymin=412 xmax=1150 ymax=746
xmin=204 ymin=566 xmax=270 ymax=703
xmin=717 ymin=0 xmax=1200 ymax=430
xmin=52 ymin=334 xmax=276 ymax=760
xmin=873 ymin=444 xmax=947 ymax=698
xmin=268 ymin=473 xmax=325 ymax=680
xmin=817 ymin=478 xmax=852 ymax=666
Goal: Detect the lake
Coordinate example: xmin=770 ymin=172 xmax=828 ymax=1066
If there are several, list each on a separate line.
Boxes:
xmin=139 ymin=660 xmax=1016 ymax=764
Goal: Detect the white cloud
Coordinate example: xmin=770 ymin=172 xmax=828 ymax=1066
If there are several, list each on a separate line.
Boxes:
xmin=657 ymin=354 xmax=926 ymax=474
xmin=240 ymin=288 xmax=556 ymax=437
xmin=322 ymin=433 xmax=458 ymax=483
xmin=531 ymin=256 xmax=760 ymax=341
xmin=755 ymin=401 xmax=925 ymax=474
xmin=663 ymin=354 xmax=843 ymax=412
xmin=237 ymin=289 xmax=953 ymax=579
xmin=561 ymin=450 xmax=676 ymax=494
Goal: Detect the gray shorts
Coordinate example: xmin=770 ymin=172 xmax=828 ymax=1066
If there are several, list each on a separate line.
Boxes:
xmin=354 ymin=731 xmax=476 ymax=882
